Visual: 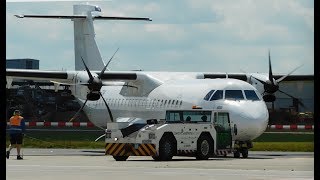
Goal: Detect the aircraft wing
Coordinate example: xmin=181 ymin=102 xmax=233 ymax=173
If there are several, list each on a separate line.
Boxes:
xmin=7 ymin=69 xmax=71 ymax=81
xmin=6 ymin=69 xmax=162 ymax=96
xmin=272 ymin=75 xmax=314 ymax=81
xmin=6 ymin=69 xmax=139 ymax=80
xmin=203 ymin=73 xmax=314 ymax=82
xmin=93 ymin=71 xmax=137 ymax=81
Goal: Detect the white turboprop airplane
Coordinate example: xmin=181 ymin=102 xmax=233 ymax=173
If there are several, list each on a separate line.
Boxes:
xmin=6 ymin=3 xmax=312 ymax=157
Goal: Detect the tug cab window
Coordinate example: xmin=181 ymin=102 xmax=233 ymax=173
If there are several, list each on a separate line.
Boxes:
xmin=214 ymin=112 xmax=230 ymax=131
xmin=225 ymin=90 xmax=244 ymax=100
xmin=182 ymin=111 xmax=211 ymax=123
xmin=166 ymin=111 xmax=183 ymax=122
xmin=210 ymin=90 xmax=223 ymax=101
xmin=166 ymin=111 xmax=212 ymax=123
xmin=244 ymin=90 xmax=260 ymax=101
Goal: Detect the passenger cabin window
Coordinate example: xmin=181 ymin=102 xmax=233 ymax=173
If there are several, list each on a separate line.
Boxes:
xmin=204 ymin=90 xmax=215 ymax=101
xmin=244 ymin=90 xmax=260 ymax=101
xmin=210 ymin=90 xmax=223 ymax=101
xmin=225 ymin=90 xmax=244 ymax=100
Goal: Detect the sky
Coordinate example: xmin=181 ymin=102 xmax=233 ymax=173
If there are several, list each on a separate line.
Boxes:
xmin=6 ymin=0 xmax=314 ymax=75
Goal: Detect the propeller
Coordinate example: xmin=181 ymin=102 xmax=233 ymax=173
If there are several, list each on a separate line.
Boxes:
xmin=251 ymin=50 xmax=305 ymax=108
xmin=251 ymin=50 xmax=280 ymax=94
xmin=278 ymin=89 xmax=305 ymax=108
xmin=69 ymin=48 xmax=120 ymax=123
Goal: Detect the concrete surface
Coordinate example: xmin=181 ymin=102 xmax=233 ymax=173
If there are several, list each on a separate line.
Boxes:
xmin=6 ymin=149 xmax=314 ymax=180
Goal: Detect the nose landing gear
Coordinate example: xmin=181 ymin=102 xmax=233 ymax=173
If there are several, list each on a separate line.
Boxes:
xmin=233 ymin=141 xmax=252 ymax=158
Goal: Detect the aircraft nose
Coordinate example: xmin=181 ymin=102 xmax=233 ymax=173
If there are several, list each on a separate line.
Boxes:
xmin=238 ymin=102 xmax=269 ymax=139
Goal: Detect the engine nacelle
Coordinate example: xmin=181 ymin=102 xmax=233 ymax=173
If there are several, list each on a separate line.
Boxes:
xmin=263 ymin=94 xmax=276 ymax=102
xmin=87 ymin=92 xmax=100 ymax=101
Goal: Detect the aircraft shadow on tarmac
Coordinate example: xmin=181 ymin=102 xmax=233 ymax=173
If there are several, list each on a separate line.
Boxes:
xmin=126 ymin=157 xmax=273 ymax=162
xmin=19 ymin=154 xmax=273 ymax=159
xmin=21 ymin=150 xmax=286 ymax=159
xmin=81 ymin=150 xmax=274 ymax=160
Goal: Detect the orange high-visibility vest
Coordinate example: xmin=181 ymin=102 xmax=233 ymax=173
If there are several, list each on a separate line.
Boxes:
xmin=9 ymin=115 xmax=23 ymax=126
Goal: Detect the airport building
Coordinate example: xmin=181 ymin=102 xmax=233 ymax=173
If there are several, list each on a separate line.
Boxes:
xmin=6 ymin=58 xmax=39 ymax=69
xmin=264 ymin=80 xmax=313 ymax=125
xmin=6 ymin=58 xmax=84 ymax=121
xmin=271 ymin=81 xmax=314 ymax=113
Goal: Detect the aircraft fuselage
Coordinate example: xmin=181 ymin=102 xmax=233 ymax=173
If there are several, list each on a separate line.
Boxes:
xmin=74 ymin=77 xmax=269 ymax=142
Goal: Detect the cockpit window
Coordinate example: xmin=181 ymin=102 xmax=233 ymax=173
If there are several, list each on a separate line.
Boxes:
xmin=210 ymin=90 xmax=223 ymax=101
xmin=204 ymin=90 xmax=215 ymax=101
xmin=244 ymin=90 xmax=260 ymax=100
xmin=225 ymin=90 xmax=244 ymax=100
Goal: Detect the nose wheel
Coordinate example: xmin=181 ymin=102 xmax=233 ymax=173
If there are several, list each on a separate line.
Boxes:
xmin=234 ymin=141 xmax=252 ymax=158
xmin=241 ymin=148 xmax=248 ymax=158
xmin=234 ymin=148 xmax=249 ymax=158
xmin=234 ymin=150 xmax=240 ymax=158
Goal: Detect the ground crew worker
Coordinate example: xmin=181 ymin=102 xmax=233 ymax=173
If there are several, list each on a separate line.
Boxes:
xmin=201 ymin=115 xmax=208 ymax=122
xmin=6 ymin=110 xmax=26 ymax=160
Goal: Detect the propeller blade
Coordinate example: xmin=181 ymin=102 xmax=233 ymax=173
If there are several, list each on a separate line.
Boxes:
xmin=239 ymin=68 xmax=247 ymax=73
xmin=99 ymin=91 xmax=114 ymax=122
xmin=81 ymin=56 xmax=94 ymax=81
xmin=268 ymin=50 xmax=274 ymax=84
xmin=278 ymin=89 xmax=295 ymax=99
xmin=276 ymin=64 xmax=304 ymax=83
xmin=69 ymin=98 xmax=88 ymax=122
xmin=98 ymin=48 xmax=119 ymax=79
xmin=278 ymin=89 xmax=305 ymax=108
xmin=296 ymin=100 xmax=305 ymax=108
xmin=94 ymin=134 xmax=106 ymax=142
xmin=251 ymin=76 xmax=267 ymax=85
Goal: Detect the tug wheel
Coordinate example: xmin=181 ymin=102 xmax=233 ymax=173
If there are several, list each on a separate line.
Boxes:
xmin=196 ymin=135 xmax=213 ymax=160
xmin=159 ymin=137 xmax=175 ymax=161
xmin=113 ymin=156 xmax=129 ymax=161
xmin=152 ymin=155 xmax=161 ymax=161
xmin=234 ymin=150 xmax=240 ymax=158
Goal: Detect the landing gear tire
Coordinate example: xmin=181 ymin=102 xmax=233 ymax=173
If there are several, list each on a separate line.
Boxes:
xmin=152 ymin=155 xmax=161 ymax=161
xmin=196 ymin=135 xmax=213 ymax=160
xmin=234 ymin=150 xmax=240 ymax=158
xmin=241 ymin=148 xmax=248 ymax=158
xmin=159 ymin=138 xmax=174 ymax=161
xmin=113 ymin=156 xmax=129 ymax=161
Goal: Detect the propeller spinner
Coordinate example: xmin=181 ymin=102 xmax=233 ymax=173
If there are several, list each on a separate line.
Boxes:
xmin=69 ymin=48 xmax=120 ymax=123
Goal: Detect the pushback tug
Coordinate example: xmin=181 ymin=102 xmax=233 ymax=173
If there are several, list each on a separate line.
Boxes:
xmin=105 ymin=106 xmax=245 ymax=161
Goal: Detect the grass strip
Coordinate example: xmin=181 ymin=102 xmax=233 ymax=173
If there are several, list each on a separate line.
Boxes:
xmin=6 ymin=139 xmax=105 ymax=149
xmin=6 ymin=140 xmax=314 ymax=152
xmin=253 ymin=133 xmax=314 ymax=142
xmin=251 ymin=142 xmax=314 ymax=152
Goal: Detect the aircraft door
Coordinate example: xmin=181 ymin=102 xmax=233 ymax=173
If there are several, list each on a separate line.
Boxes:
xmin=214 ymin=112 xmax=232 ymax=149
